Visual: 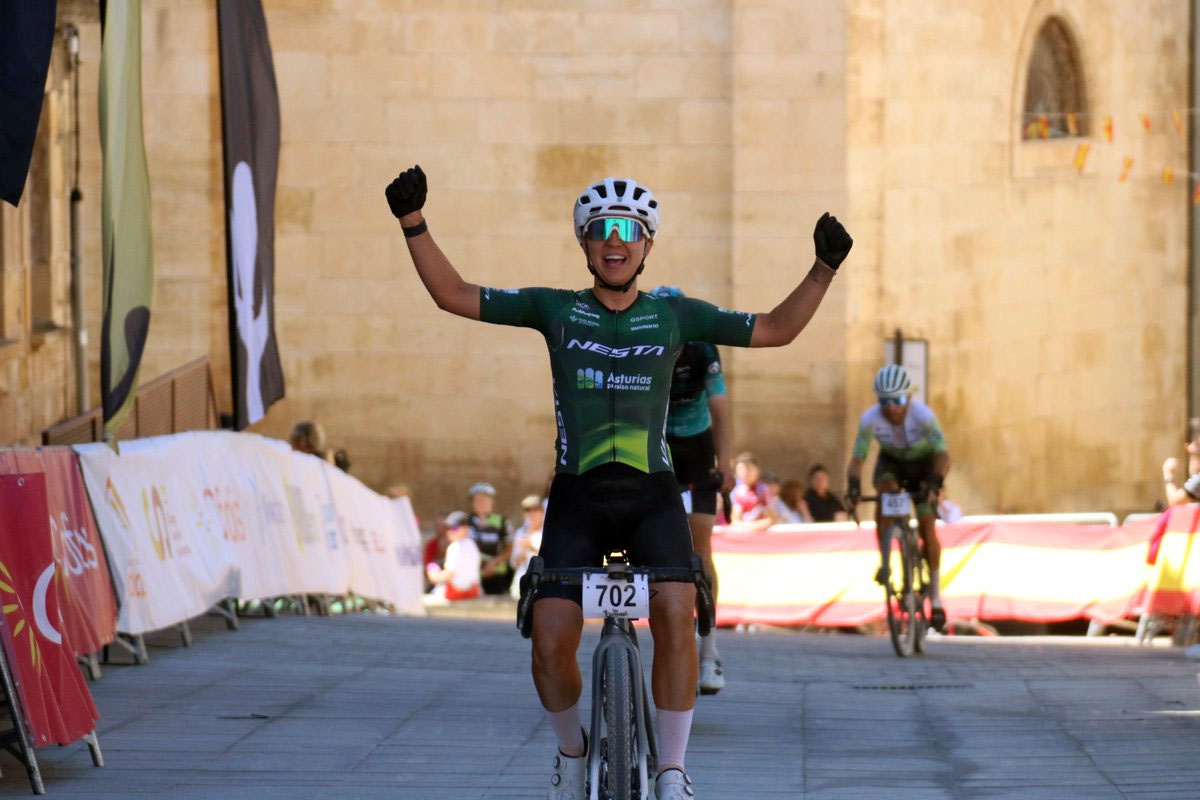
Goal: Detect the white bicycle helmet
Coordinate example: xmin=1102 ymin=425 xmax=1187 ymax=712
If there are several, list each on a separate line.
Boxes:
xmin=873 ymin=364 xmax=911 ymax=398
xmin=467 ymin=481 xmax=496 ymax=497
xmin=573 ymin=178 xmax=660 ymax=244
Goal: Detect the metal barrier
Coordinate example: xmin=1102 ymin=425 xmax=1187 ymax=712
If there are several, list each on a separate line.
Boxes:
xmin=42 ymin=357 xmax=218 ymax=445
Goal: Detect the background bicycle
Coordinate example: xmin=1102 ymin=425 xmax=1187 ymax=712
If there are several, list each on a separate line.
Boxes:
xmin=851 ymin=492 xmax=930 ymax=657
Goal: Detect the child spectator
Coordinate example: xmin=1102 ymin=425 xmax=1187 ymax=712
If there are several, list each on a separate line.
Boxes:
xmin=426 ymin=511 xmax=481 ymax=602
xmin=729 ymin=452 xmax=778 ymax=531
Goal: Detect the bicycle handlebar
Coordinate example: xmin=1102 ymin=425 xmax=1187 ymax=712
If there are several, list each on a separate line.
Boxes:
xmin=516 ymin=554 xmax=716 ymax=639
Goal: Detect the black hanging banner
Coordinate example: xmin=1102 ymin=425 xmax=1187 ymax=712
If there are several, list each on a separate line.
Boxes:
xmin=0 ymin=2 xmax=58 ymax=207
xmin=217 ymin=0 xmax=285 ymax=429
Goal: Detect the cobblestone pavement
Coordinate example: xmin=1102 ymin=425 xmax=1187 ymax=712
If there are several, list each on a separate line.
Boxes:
xmin=3 ymin=610 xmax=1198 ymax=799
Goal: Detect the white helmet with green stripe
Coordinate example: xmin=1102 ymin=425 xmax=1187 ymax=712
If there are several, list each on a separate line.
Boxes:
xmin=573 ymin=178 xmax=660 ymax=244
xmin=873 ymin=364 xmax=911 ymax=398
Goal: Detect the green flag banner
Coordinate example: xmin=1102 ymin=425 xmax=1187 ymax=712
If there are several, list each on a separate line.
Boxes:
xmin=99 ymin=0 xmax=153 ymax=439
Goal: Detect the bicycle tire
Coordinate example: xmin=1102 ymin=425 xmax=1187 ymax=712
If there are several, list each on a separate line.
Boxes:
xmin=911 ymin=536 xmax=928 ymax=654
xmin=885 ymin=524 xmax=916 ymax=657
xmin=601 ymin=649 xmax=636 ymax=800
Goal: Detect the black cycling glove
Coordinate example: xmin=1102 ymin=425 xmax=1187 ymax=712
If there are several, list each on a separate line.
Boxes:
xmin=385 ymin=165 xmax=428 ymax=220
xmin=813 ymin=212 xmax=853 ymax=270
xmin=846 ymin=474 xmax=861 ymax=505
xmin=919 ymin=474 xmax=944 ymax=504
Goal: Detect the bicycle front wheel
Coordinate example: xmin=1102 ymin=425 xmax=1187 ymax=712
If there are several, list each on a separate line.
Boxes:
xmin=912 ymin=541 xmax=929 ymax=654
xmin=885 ymin=526 xmax=916 ymax=657
xmin=601 ymin=649 xmax=635 ymax=800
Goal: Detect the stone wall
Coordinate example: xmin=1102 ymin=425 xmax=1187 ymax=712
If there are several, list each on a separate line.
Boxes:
xmin=846 ymin=0 xmax=1189 ymax=515
xmin=2 ymin=1 xmax=1189 ymax=523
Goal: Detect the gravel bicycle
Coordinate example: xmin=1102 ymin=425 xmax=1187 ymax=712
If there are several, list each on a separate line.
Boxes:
xmin=517 ymin=552 xmax=715 ymax=800
xmin=852 ymin=492 xmax=929 ymax=657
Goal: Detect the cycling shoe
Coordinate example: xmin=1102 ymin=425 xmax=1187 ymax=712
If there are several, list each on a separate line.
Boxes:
xmin=929 ymin=604 xmax=946 ymax=633
xmin=698 ymin=657 xmax=725 ymax=695
xmin=547 ymin=730 xmax=587 ymax=800
xmin=874 ymin=565 xmax=890 ymax=586
xmin=656 ymin=768 xmax=695 ymax=799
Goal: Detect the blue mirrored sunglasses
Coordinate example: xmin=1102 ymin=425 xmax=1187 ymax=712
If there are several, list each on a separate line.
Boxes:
xmin=585 ymin=217 xmax=647 ymax=243
xmin=878 ymin=395 xmax=907 ymax=407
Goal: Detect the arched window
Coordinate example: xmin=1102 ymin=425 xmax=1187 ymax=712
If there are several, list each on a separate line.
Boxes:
xmin=1022 ymin=17 xmax=1087 ymax=139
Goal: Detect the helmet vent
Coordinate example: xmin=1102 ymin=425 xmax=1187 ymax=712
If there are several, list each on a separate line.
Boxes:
xmin=593 ymin=183 xmax=608 ymax=199
xmin=613 ymin=180 xmax=628 ymax=196
xmin=648 ymin=199 xmax=657 ymax=209
xmin=632 ymin=186 xmax=645 ymax=200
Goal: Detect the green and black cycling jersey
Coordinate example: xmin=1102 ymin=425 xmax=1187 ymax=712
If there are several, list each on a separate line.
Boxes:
xmin=479 ymin=287 xmax=757 ymax=475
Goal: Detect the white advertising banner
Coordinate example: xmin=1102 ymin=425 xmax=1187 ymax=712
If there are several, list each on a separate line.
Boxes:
xmin=75 ymin=431 xmax=425 ymax=635
xmin=323 ymin=465 xmax=424 ymax=614
xmin=75 ymin=437 xmax=241 ymax=635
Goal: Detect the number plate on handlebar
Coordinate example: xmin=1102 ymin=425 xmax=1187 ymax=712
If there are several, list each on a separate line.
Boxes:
xmin=880 ymin=492 xmax=911 ymax=517
xmin=582 ymin=573 xmax=650 ymax=620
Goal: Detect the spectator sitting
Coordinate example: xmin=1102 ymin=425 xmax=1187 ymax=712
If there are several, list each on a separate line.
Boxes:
xmin=779 ymin=479 xmax=813 ymax=524
xmin=802 ymin=464 xmax=848 ymax=522
xmin=729 ymin=452 xmax=778 ymax=531
xmin=510 ymin=494 xmax=545 ymax=599
xmin=466 ymin=482 xmax=515 ymax=595
xmin=1163 ymin=434 xmax=1200 ymax=507
xmin=764 ymin=471 xmax=806 ymax=524
xmin=425 ymin=511 xmax=481 ymax=602
xmin=289 ymin=420 xmax=334 ymax=463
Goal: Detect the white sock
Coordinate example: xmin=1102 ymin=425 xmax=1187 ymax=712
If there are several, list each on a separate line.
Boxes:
xmin=698 ymin=632 xmax=719 ymax=660
xmin=929 ymin=569 xmax=942 ymax=604
xmin=656 ymin=708 xmax=693 ymax=772
xmin=547 ymin=704 xmax=584 ymax=756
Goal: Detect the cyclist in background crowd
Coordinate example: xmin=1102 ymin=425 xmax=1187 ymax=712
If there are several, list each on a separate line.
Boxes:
xmin=386 ymin=163 xmax=851 ymax=800
xmin=465 ymin=482 xmax=515 ymax=596
xmin=845 ymin=364 xmax=950 ymax=631
xmin=654 ymin=284 xmax=732 ymax=696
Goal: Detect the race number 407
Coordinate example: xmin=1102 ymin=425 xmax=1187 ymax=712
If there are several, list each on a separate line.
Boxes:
xmin=582 ymin=573 xmax=649 ymax=620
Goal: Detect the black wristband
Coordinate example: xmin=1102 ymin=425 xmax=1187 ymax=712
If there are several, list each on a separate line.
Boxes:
xmin=402 ymin=220 xmax=428 ymax=238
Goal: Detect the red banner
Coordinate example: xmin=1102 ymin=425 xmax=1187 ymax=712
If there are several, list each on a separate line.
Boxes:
xmin=1143 ymin=504 xmax=1200 ymax=617
xmin=0 ymin=449 xmax=117 ymax=655
xmin=713 ymin=520 xmax=1155 ymax=628
xmin=0 ymin=474 xmax=99 ymax=746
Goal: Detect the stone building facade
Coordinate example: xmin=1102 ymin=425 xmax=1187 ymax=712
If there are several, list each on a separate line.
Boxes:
xmin=0 ymin=0 xmax=1189 ymax=520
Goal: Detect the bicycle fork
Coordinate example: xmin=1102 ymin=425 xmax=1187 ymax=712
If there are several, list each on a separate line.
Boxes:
xmin=588 ymin=620 xmax=657 ymax=800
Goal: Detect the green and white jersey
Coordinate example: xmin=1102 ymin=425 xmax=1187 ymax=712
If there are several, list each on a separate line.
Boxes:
xmin=479 ymin=287 xmax=757 ymax=475
xmin=851 ymin=400 xmax=948 ymax=462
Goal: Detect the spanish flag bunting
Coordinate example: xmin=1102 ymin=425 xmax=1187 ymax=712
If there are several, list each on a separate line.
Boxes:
xmin=1066 ymin=112 xmax=1079 ymax=136
xmin=1163 ymin=167 xmax=1174 ymax=185
xmin=1173 ymin=110 xmax=1185 ymax=140
xmin=1104 ymin=115 xmax=1114 ymax=142
xmin=1119 ymin=156 xmax=1134 ymax=182
xmin=1037 ymin=114 xmax=1050 ymax=139
xmin=1139 ymin=113 xmax=1152 ymax=132
xmin=1072 ymin=143 xmax=1090 ymax=173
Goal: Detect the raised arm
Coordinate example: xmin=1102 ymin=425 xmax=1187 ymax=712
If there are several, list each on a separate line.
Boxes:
xmin=750 ymin=213 xmax=852 ymax=348
xmin=385 ymin=165 xmax=480 ymax=320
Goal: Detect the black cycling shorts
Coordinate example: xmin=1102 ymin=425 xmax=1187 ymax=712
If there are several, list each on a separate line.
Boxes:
xmin=666 ymin=429 xmax=718 ymax=516
xmin=873 ymin=453 xmax=936 ymax=496
xmin=535 ymin=463 xmax=695 ymax=605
